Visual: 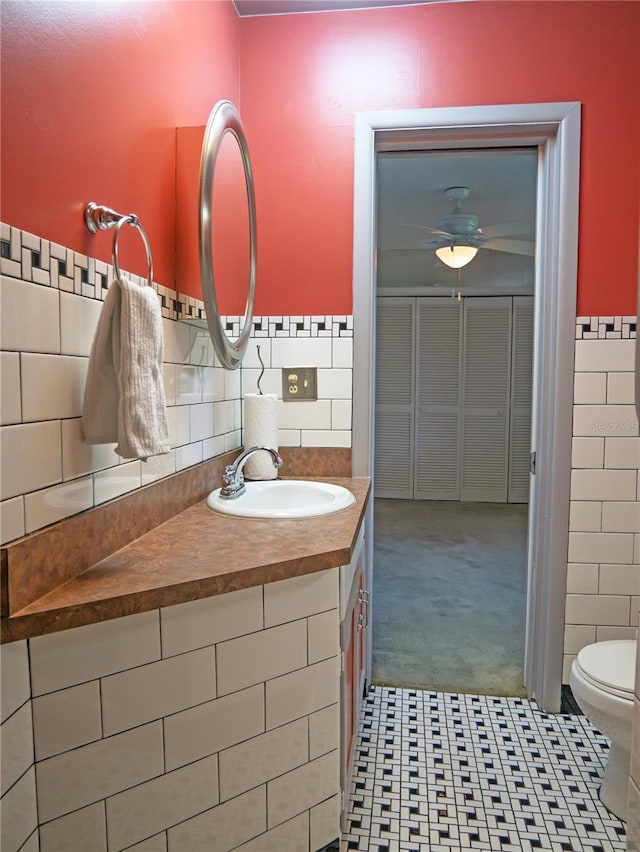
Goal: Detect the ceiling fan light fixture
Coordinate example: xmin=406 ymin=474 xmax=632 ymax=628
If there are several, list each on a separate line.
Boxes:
xmin=435 ymin=244 xmax=479 ymax=269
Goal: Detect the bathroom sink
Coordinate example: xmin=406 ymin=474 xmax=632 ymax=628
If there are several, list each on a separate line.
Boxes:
xmin=207 ymin=479 xmax=355 ymax=519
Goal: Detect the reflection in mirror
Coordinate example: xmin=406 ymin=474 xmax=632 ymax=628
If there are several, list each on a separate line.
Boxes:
xmin=210 ymin=130 xmax=251 ymax=317
xmin=199 ymin=100 xmax=256 ymax=370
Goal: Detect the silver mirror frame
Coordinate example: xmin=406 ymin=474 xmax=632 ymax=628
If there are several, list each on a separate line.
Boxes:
xmin=199 ymin=100 xmax=257 ymax=369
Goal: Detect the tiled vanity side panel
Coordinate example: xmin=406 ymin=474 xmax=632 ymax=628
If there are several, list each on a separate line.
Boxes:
xmin=563 ymin=317 xmax=640 ymax=682
xmin=0 ymin=640 xmax=39 ymax=852
xmin=21 ymin=570 xmax=341 ymax=852
xmin=629 ymin=620 xmax=640 ymax=852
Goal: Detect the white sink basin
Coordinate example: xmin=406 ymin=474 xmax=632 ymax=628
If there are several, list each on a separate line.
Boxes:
xmin=207 ymin=479 xmax=355 ymax=519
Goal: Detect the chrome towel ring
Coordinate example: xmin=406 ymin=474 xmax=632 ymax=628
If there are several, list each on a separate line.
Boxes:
xmin=85 ymin=202 xmax=154 ymax=288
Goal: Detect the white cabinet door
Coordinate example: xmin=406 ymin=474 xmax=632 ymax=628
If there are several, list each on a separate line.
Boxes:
xmin=461 ymin=297 xmax=512 ymax=502
xmin=414 ymin=298 xmax=462 ymax=500
xmin=340 ymin=525 xmax=367 ymax=831
xmin=374 ymin=298 xmax=414 ymax=498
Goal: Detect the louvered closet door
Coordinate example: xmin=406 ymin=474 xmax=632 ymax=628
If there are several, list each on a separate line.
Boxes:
xmin=374 ymin=298 xmax=415 ymax=498
xmin=508 ymin=296 xmax=534 ymax=503
xmin=461 ymin=297 xmax=512 ymax=502
xmin=414 ymin=299 xmax=462 ymax=500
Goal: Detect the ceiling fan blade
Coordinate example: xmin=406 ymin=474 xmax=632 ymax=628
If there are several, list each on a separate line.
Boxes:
xmin=479 ymin=221 xmax=534 ymax=239
xmin=422 ymin=238 xmax=449 ymax=249
xmin=481 ymin=238 xmax=535 ymax=256
xmin=399 ymin=223 xmax=454 ymax=238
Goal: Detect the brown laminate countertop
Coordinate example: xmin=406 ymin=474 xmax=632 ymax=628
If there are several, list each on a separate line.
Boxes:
xmin=1 ymin=477 xmax=370 ymax=644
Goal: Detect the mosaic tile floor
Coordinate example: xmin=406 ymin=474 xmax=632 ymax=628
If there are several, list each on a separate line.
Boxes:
xmin=342 ymin=686 xmax=627 ymax=852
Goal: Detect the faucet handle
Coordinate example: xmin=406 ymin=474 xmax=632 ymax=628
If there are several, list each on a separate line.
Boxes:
xmin=222 ymin=464 xmax=245 ymax=489
xmin=220 ymin=464 xmax=246 ymax=499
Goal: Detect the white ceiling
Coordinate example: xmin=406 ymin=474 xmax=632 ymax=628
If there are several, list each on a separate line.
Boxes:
xmin=233 ymin=0 xmax=440 ymax=15
xmin=377 ymin=148 xmax=538 ymax=291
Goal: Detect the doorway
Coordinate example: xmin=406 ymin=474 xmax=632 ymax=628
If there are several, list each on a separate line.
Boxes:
xmin=372 ymin=147 xmax=537 ymax=694
xmin=351 ymin=103 xmax=581 ymax=712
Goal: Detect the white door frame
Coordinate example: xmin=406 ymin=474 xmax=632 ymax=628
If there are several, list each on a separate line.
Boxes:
xmin=352 ymin=102 xmax=581 ymax=712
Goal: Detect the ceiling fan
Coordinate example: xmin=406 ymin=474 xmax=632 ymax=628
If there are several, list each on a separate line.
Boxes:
xmin=413 ymin=186 xmax=535 ymax=264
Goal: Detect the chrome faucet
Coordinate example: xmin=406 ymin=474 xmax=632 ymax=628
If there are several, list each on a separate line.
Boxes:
xmin=220 ymin=446 xmax=283 ymax=499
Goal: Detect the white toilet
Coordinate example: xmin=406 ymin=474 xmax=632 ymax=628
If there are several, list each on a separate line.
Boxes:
xmin=569 ymin=639 xmax=636 ymax=821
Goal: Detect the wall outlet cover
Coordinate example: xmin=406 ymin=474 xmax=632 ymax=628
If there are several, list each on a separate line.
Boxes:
xmin=282 ymin=367 xmax=318 ymax=401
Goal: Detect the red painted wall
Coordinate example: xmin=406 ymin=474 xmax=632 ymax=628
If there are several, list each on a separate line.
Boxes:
xmin=2 ymin=2 xmax=639 ymax=316
xmin=240 ymin=1 xmax=640 ymax=316
xmin=1 ymin=0 xmax=240 ymax=290
xmin=176 ymin=124 xmax=251 ymax=314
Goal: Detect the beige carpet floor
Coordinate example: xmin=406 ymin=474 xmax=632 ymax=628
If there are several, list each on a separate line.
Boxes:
xmin=372 ymin=498 xmax=529 ymax=696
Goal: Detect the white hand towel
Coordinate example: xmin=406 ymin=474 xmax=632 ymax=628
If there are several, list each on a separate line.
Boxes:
xmin=82 ymin=276 xmax=170 ymax=460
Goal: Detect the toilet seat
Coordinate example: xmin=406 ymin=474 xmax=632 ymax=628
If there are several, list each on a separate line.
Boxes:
xmin=574 ymin=640 xmax=635 ymax=700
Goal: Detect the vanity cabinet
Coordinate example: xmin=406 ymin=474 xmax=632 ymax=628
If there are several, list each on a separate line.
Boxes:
xmin=340 ymin=524 xmax=368 ymax=826
xmin=0 ymin=473 xmax=370 ymax=852
xmin=0 ymin=571 xmax=345 ymax=852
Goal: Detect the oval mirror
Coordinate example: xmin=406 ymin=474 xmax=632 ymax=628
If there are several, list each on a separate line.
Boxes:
xmin=199 ymin=100 xmax=256 ymax=369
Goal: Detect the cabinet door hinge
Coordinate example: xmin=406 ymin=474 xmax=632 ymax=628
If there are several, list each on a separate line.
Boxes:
xmin=529 ymin=450 xmax=536 ymax=475
xmin=340 ymin=651 xmax=345 ymax=674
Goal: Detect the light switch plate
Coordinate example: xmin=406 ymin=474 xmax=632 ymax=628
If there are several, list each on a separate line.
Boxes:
xmin=282 ymin=367 xmax=318 ymax=401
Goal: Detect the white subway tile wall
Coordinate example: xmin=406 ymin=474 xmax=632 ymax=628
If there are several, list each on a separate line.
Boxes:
xmin=564 ymin=318 xmax=640 ymax=682
xmin=166 ymin=786 xmax=265 ymax=852
xmin=159 ymin=584 xmax=263 ymax=657
xmin=29 ymin=609 xmax=161 ymax=696
xmin=265 ymin=657 xmax=339 ymax=731
xmin=308 ymin=609 xmax=341 ymax=663
xmin=0 ymin=640 xmax=31 ymax=722
xmin=36 ymin=723 xmax=166 ymax=823
xmin=104 ymin=753 xmax=220 ymax=851
xmin=0 ymin=223 xmax=240 ymax=541
xmin=0 ymin=569 xmax=341 ymax=852
xmin=163 ymin=685 xmax=264 ymax=772
xmin=216 ymin=619 xmax=308 ymax=696
xmin=217 ymin=716 xmax=308 ymax=801
xmin=0 ymin=767 xmax=39 ymax=852
xmin=31 ymin=681 xmax=103 ymax=761
xmin=267 ymin=750 xmax=339 ymax=830
xmin=240 ymin=314 xmax=354 ymax=449
xmin=38 ymin=802 xmax=107 ymax=852
xmin=0 ymin=641 xmax=38 ymax=852
xmin=309 ymin=704 xmax=340 ymax=760
xmin=263 ymin=568 xmax=338 ymax=628
xmin=235 ymin=813 xmax=311 ymax=851
xmin=2 ymin=231 xmax=638 ymax=847
xmin=0 ymin=351 xmax=21 ymax=424
xmin=0 ymin=224 xmax=353 ymax=544
xmin=1 ymin=700 xmax=34 ymax=796
xmin=310 ymin=793 xmax=342 ymax=851
xmin=100 ymin=647 xmax=217 ymax=736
